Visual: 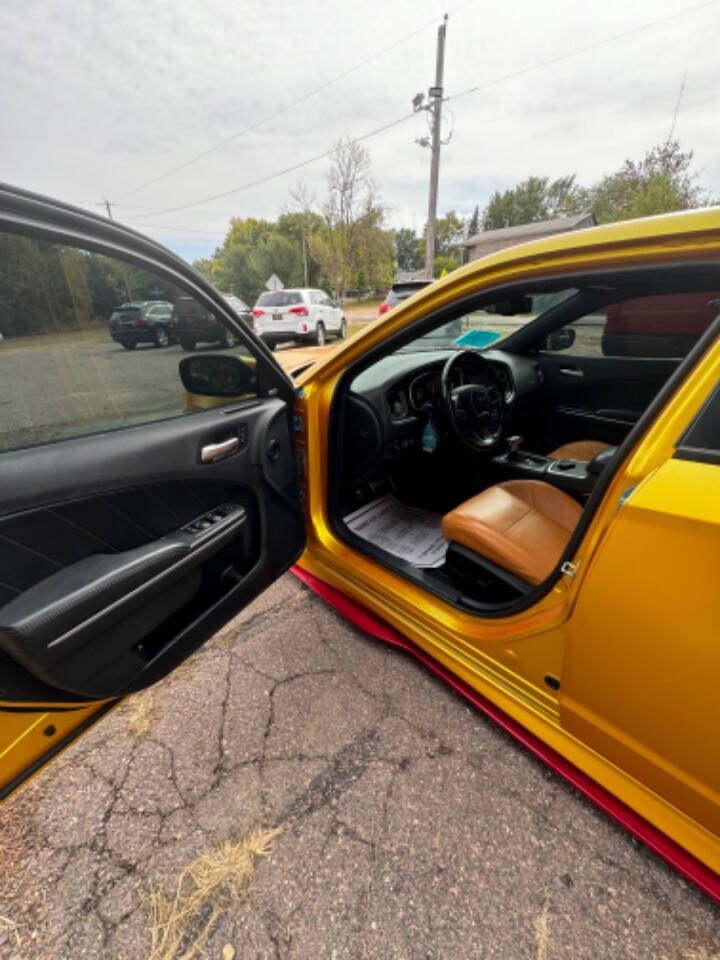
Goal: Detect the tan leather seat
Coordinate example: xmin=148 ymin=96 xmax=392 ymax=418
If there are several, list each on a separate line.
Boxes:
xmin=442 ymin=480 xmax=582 ymax=585
xmin=548 ymin=440 xmax=610 ymax=462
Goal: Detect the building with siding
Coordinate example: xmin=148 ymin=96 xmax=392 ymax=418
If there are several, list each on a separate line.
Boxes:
xmin=460 ymin=213 xmax=596 ymax=262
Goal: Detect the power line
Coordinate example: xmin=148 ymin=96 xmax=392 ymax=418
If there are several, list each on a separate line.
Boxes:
xmin=446 ymin=0 xmax=719 ymax=104
xmin=117 ymin=5 xmax=472 ymax=202
xmin=668 ymin=69 xmax=688 ymax=142
xmin=130 ymin=111 xmax=417 ymax=219
xmin=124 ymin=221 xmax=226 ymax=236
xmin=116 ymin=0 xmax=718 ymax=225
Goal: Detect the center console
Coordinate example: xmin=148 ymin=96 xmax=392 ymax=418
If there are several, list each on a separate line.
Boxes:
xmin=492 ymin=439 xmax=617 ymax=496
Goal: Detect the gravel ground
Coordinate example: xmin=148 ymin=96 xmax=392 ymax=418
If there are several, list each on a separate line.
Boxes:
xmin=0 ymin=575 xmax=718 ymax=959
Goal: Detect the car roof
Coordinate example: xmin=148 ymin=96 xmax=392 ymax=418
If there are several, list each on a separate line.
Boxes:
xmin=391 ymin=280 xmax=430 ymax=292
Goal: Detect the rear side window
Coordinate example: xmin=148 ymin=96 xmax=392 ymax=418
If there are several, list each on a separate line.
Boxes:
xmin=111 ymin=305 xmax=140 ymax=320
xmin=256 ymin=291 xmax=303 ymax=307
xmin=0 ymin=230 xmax=257 ymax=453
xmin=544 ymin=292 xmax=720 ymax=359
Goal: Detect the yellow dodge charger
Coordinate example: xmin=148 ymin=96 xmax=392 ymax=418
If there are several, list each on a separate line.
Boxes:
xmin=0 ymin=185 xmax=717 ymax=901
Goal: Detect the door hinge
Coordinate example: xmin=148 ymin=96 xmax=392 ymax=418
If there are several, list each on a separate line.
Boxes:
xmin=560 ymin=560 xmax=579 ymax=580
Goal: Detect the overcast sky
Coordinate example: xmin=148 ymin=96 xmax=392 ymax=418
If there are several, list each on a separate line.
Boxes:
xmin=2 ymin=0 xmax=719 ymax=262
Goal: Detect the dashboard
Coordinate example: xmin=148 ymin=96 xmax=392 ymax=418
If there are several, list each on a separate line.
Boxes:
xmin=346 ymin=348 xmax=544 ymax=472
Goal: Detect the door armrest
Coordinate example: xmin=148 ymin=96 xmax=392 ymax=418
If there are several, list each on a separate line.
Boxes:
xmin=0 ymin=539 xmax=190 ymax=657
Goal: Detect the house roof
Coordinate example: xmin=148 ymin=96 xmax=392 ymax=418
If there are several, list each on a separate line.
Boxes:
xmin=460 ymin=212 xmax=596 ymax=248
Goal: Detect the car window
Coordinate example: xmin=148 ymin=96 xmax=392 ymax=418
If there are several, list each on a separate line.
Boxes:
xmin=396 ymin=289 xmax=577 ymax=353
xmin=543 ymin=292 xmax=720 ymax=359
xmin=256 ymin=290 xmax=302 ymax=307
xmin=223 ymin=295 xmax=249 ymax=313
xmin=0 ymin=230 xmax=258 ymax=454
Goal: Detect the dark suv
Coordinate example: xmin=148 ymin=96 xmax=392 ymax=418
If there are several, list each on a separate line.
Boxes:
xmin=378 ymin=279 xmax=431 ymax=315
xmin=109 ymin=301 xmax=174 ymax=349
xmin=171 ymin=294 xmax=250 ymax=351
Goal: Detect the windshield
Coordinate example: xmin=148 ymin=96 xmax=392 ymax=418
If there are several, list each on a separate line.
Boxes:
xmin=395 ymin=290 xmax=578 ymax=353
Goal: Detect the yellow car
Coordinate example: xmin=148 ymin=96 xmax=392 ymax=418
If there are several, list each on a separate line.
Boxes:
xmin=0 ymin=186 xmax=718 ymax=902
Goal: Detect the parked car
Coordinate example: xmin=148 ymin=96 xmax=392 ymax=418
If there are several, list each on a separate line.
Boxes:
xmin=221 ymin=293 xmax=253 ymax=325
xmin=108 ymin=300 xmax=174 ymax=349
xmin=252 ymin=288 xmax=346 ymax=349
xmin=2 ymin=185 xmax=720 ymax=902
xmin=602 ymin=291 xmax=720 ymax=357
xmin=378 ymin=278 xmax=431 ymax=314
xmin=171 ymin=293 xmax=249 ymax=350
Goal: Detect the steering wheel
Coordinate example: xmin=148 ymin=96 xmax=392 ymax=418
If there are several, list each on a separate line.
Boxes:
xmin=441 ymin=350 xmax=506 ymax=451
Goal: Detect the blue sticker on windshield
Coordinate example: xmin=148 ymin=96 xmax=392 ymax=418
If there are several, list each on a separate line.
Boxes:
xmin=453 ymin=330 xmax=503 ymax=348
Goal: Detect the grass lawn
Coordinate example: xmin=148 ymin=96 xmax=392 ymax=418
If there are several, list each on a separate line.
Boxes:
xmin=347 ymin=320 xmax=373 ymax=338
xmin=344 ymin=297 xmax=382 ymax=319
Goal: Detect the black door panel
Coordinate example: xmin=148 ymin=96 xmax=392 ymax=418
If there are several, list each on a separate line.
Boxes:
xmin=536 ymin=355 xmax=679 ymax=450
xmin=0 ymin=186 xmax=306 ymax=798
xmin=0 ymin=398 xmax=304 ymax=701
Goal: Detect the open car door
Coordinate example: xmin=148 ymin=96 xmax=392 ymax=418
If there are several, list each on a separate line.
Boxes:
xmin=0 ymin=186 xmax=305 ymax=798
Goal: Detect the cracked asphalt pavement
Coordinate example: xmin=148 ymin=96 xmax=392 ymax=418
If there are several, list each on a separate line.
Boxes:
xmin=0 ymin=575 xmax=718 ymax=959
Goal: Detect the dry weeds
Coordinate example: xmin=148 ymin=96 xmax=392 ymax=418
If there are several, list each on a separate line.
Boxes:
xmin=679 ymin=950 xmax=720 ymax=960
xmin=142 ymin=824 xmax=282 ymax=960
xmin=534 ymin=899 xmax=550 ymax=960
xmin=126 ymin=691 xmax=158 ymax=738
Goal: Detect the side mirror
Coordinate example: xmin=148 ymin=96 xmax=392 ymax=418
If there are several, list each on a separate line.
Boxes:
xmin=544 ymin=327 xmax=576 ymax=351
xmin=179 ymin=354 xmax=257 ymax=397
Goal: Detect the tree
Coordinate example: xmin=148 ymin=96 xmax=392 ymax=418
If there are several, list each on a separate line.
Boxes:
xmin=417 ymin=211 xmax=465 ymax=263
xmin=192 ymin=258 xmax=215 ymax=283
xmin=482 ymin=175 xmax=584 ymax=230
xmin=476 ymin=141 xmax=713 ymax=235
xmin=349 ymin=209 xmax=395 ymax=292
xmin=208 ymin=217 xmax=289 ymax=304
xmin=587 ymin=139 xmax=711 ymax=224
xmin=310 ymin=138 xmax=392 ymax=300
xmin=251 ymin=233 xmax=303 ymax=290
xmin=279 ymin=184 xmax=326 ymax=288
xmin=466 ymin=204 xmax=480 ymax=238
xmin=433 ymin=255 xmax=460 ymax=277
xmin=393 ymin=228 xmax=422 ymax=272
xmin=223 ymin=217 xmax=274 ymax=249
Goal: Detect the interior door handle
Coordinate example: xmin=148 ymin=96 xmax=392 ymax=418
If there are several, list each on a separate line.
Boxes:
xmin=201 ymin=437 xmax=239 ymax=463
xmin=559 ymin=368 xmax=584 ymax=378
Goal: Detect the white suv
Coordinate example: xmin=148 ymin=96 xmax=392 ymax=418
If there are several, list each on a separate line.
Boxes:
xmin=252 ymin=288 xmax=347 ymax=350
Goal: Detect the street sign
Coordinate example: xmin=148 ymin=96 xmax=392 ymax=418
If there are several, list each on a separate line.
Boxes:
xmin=265 ymin=274 xmax=284 ymax=292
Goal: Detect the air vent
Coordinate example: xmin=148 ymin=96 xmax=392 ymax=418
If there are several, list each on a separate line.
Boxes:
xmin=388 ymin=390 xmax=408 ymax=420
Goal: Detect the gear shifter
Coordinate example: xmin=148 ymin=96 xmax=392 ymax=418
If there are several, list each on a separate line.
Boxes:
xmin=506 ymin=435 xmax=524 ymax=460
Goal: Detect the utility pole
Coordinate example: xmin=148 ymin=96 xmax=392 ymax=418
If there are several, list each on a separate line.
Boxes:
xmin=414 ymin=15 xmax=449 ymax=280
xmin=301 ymin=230 xmax=309 ymax=287
xmin=101 ymin=198 xmax=133 ymax=301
